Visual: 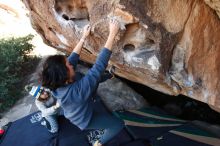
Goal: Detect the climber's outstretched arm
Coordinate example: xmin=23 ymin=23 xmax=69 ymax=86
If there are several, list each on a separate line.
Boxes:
xmin=104 ymin=19 xmax=119 ymax=51
xmin=72 ymin=25 xmax=91 ymax=54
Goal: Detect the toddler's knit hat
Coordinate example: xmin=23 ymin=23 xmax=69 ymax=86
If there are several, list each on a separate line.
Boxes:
xmin=25 ymin=84 xmax=43 ymax=99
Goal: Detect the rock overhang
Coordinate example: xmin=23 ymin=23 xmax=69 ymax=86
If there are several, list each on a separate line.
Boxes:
xmin=22 ymin=0 xmax=220 ymax=111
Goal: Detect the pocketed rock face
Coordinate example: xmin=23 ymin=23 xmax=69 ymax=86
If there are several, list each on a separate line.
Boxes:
xmin=22 ymin=0 xmax=220 ymax=110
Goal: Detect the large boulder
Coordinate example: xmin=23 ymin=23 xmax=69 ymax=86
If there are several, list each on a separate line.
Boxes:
xmin=22 ymin=0 xmax=220 ymax=110
xmin=97 ymin=78 xmax=149 ymax=111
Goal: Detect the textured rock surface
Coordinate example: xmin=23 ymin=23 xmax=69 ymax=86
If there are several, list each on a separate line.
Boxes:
xmin=22 ymin=0 xmax=220 ymax=110
xmin=205 ymin=0 xmax=220 ymax=18
xmin=98 ymin=78 xmax=149 ymax=111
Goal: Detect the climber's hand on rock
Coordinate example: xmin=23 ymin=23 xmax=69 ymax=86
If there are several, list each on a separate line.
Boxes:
xmin=72 ymin=24 xmax=90 ymax=54
xmin=109 ymin=18 xmax=120 ymax=38
xmin=82 ymin=24 xmax=91 ymax=39
xmin=104 ymin=19 xmax=120 ymax=50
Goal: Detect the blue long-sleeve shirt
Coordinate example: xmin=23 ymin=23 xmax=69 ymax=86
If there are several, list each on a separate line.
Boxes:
xmin=52 ymin=48 xmax=112 ymax=130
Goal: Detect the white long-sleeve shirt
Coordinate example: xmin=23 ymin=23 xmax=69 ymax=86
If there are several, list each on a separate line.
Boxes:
xmin=35 ymin=96 xmax=58 ymax=117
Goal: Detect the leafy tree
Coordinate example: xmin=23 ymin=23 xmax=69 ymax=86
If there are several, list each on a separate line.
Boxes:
xmin=0 ymin=34 xmax=38 ymax=112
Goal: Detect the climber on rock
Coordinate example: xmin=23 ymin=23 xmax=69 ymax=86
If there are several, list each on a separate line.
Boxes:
xmin=41 ymin=18 xmax=124 ymax=146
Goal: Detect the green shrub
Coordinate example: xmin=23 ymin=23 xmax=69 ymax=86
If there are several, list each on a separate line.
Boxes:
xmin=0 ymin=34 xmax=38 ymax=113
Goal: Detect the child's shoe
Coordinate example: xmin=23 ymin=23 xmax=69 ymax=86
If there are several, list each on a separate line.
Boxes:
xmin=93 ymin=140 xmax=102 ymax=146
xmin=49 ymin=129 xmax=58 ymax=133
xmin=41 ymin=120 xmax=46 ymax=126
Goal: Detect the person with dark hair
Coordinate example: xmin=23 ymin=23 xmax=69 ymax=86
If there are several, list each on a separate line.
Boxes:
xmin=41 ymin=19 xmax=124 ymax=146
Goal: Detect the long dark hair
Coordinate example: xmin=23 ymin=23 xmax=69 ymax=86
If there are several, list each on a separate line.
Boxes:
xmin=41 ymin=55 xmax=68 ymax=91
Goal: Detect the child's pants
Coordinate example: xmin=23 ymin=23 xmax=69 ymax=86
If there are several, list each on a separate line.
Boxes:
xmin=43 ymin=115 xmax=58 ymax=133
